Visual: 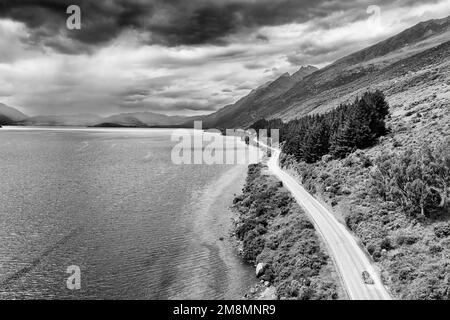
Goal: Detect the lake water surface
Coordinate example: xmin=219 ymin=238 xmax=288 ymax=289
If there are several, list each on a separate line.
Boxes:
xmin=0 ymin=127 xmax=255 ymax=299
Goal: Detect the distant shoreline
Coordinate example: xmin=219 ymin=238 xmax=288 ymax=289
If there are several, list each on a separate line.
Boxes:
xmin=89 ymin=123 xmax=190 ymax=129
xmin=0 ymin=124 xmax=193 ymax=129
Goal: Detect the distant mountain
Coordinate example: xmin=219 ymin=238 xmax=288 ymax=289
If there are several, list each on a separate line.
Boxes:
xmin=98 ymin=112 xmax=192 ymax=127
xmin=18 ymin=114 xmax=103 ymax=126
xmin=15 ymin=111 xmax=193 ymax=127
xmin=6 ymin=15 xmax=450 ymax=130
xmin=0 ymin=103 xmax=28 ymax=125
xmin=198 ymin=15 xmax=450 ymax=128
xmin=190 ymin=66 xmax=318 ymax=128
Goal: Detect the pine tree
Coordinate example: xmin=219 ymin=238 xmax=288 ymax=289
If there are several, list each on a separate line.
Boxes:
xmin=330 ymin=120 xmax=356 ymax=158
xmin=252 ymin=91 xmax=390 ymax=164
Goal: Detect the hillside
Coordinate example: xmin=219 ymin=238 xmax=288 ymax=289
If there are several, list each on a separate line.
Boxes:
xmin=278 ymin=16 xmax=450 ymax=120
xmin=195 ymin=66 xmax=318 ymax=128
xmin=0 ymin=103 xmax=28 ymax=125
xmin=204 ymin=15 xmax=450 ymax=128
xmin=248 ymin=16 xmax=450 ymax=300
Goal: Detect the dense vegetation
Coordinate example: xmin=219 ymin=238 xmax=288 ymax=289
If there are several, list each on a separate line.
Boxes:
xmin=370 ymin=142 xmax=450 ymax=218
xmin=248 ymin=85 xmax=450 ymax=299
xmin=281 ymin=137 xmax=450 ymax=299
xmin=250 ymin=90 xmax=390 ymax=163
xmin=233 ymin=164 xmax=340 ymax=300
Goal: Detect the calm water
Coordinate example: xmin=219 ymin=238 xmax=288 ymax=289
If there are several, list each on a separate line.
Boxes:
xmin=0 ymin=127 xmax=255 ymax=299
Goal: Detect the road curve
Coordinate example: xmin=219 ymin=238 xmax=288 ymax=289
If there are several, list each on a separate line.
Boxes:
xmin=262 ymin=146 xmax=391 ymax=300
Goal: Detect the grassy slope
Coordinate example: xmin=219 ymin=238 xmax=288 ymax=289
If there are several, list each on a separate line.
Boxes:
xmin=280 ymin=81 xmax=449 ymax=298
xmin=277 ymin=21 xmax=450 ymax=122
xmin=232 ymin=163 xmax=343 ymax=300
xmin=231 ymin=17 xmax=450 ymax=300
xmin=274 ymin=22 xmax=450 ymax=300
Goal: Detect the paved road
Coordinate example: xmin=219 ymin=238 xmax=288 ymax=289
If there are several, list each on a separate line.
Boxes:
xmin=263 ymin=146 xmax=392 ymax=300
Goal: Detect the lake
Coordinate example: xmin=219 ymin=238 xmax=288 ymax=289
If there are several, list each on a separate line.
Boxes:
xmin=0 ymin=127 xmax=255 ymax=299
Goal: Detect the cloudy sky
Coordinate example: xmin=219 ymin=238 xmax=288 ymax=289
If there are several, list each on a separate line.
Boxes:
xmin=1 ymin=0 xmax=450 ymax=117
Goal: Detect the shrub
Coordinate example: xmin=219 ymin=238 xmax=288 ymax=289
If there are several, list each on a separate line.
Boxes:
xmin=380 ymin=237 xmax=393 ymax=251
xmin=345 ymin=211 xmax=364 ymax=229
xmin=235 ymin=218 xmax=258 ymax=241
xmin=360 ymin=154 xmax=373 ymax=168
xmin=397 ymin=266 xmax=417 ymax=283
xmin=243 ymin=232 xmax=265 ymax=262
xmin=434 ymin=222 xmax=450 ymax=238
xmin=395 ymin=233 xmax=419 ymax=246
xmin=429 ymin=245 xmax=443 ymax=254
xmin=367 ymin=243 xmax=377 ymax=255
xmin=370 ymin=140 xmax=450 ymax=218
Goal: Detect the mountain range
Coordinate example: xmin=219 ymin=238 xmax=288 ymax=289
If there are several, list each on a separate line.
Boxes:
xmin=1 ymin=15 xmax=450 ymax=129
xmin=193 ymin=15 xmax=450 ymax=128
xmin=0 ymin=103 xmax=28 ymax=125
xmin=0 ymin=108 xmax=195 ymax=127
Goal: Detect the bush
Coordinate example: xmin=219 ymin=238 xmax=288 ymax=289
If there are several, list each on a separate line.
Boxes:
xmin=429 ymin=245 xmax=443 ymax=254
xmin=395 ymin=233 xmax=419 ymax=246
xmin=397 ymin=266 xmax=417 ymax=283
xmin=243 ymin=232 xmax=265 ymax=262
xmin=367 ymin=243 xmax=377 ymax=255
xmin=360 ymin=154 xmax=373 ymax=168
xmin=370 ymin=140 xmax=450 ymax=218
xmin=434 ymin=222 xmax=450 ymax=238
xmin=380 ymin=237 xmax=393 ymax=251
xmin=345 ymin=211 xmax=364 ymax=229
xmin=406 ymin=263 xmax=450 ymax=300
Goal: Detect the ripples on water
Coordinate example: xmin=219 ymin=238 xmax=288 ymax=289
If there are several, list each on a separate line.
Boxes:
xmin=0 ymin=127 xmax=255 ymax=299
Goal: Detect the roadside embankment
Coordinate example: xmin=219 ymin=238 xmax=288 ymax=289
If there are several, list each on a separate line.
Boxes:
xmin=232 ymin=163 xmax=343 ymax=300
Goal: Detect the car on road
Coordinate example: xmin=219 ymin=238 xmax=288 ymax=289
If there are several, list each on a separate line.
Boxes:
xmin=362 ymin=271 xmax=375 ymax=285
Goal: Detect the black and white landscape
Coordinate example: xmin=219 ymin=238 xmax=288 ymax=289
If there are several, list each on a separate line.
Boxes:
xmin=0 ymin=0 xmax=450 ymax=301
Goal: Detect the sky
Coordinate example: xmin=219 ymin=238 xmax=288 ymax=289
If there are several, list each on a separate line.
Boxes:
xmin=1 ymin=0 xmax=450 ymax=117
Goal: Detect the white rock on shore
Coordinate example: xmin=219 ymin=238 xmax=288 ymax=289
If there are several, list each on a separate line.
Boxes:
xmin=259 ymin=286 xmax=277 ymax=300
xmin=255 ymin=262 xmax=267 ymax=277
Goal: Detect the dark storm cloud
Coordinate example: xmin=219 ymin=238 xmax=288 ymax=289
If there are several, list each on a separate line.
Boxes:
xmin=1 ymin=0 xmax=442 ymax=54
xmin=2 ymin=0 xmax=449 ymax=116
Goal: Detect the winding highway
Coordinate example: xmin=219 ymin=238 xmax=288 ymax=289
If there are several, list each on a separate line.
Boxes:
xmin=261 ymin=144 xmax=392 ymax=300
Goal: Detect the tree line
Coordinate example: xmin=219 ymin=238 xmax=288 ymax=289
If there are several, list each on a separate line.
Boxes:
xmin=250 ymin=90 xmax=390 ymax=163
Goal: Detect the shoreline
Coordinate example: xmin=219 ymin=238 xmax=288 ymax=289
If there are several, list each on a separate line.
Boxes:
xmin=166 ymin=163 xmax=258 ymax=299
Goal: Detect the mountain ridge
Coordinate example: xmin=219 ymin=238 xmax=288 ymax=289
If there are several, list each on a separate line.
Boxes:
xmin=3 ymin=15 xmax=450 ymax=129
xmin=2 ymin=109 xmax=194 ymax=127
xmin=0 ymin=103 xmax=28 ymax=125
xmin=195 ymin=65 xmax=318 ymax=128
xmin=197 ymin=14 xmax=450 ymax=128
